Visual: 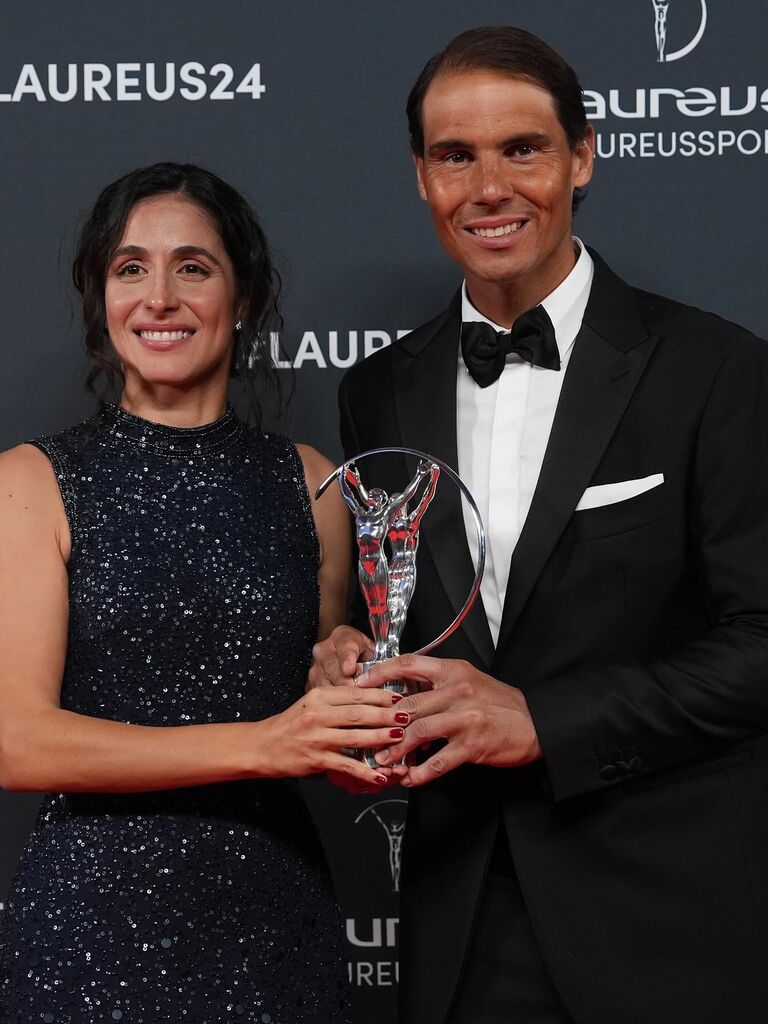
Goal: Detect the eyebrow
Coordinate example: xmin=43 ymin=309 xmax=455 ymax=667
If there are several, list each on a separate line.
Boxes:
xmin=111 ymin=244 xmax=223 ymax=267
xmin=427 ymin=132 xmax=551 ymax=156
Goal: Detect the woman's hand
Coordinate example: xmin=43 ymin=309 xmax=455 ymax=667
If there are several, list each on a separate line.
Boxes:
xmin=254 ymin=684 xmax=408 ymax=789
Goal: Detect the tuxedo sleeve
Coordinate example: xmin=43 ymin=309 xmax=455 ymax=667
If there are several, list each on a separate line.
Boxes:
xmin=526 ymin=334 xmax=768 ymax=801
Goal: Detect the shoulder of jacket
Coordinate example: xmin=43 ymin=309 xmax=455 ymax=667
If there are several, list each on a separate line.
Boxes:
xmin=635 ymin=287 xmax=762 ymax=349
xmin=341 ymin=303 xmax=456 ymax=391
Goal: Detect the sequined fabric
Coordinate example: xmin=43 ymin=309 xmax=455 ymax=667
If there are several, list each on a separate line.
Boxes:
xmin=0 ymin=404 xmax=351 ymax=1024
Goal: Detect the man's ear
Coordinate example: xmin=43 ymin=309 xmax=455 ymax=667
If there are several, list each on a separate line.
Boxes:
xmin=573 ymin=125 xmax=595 ymax=189
xmin=413 ymin=154 xmax=428 ymax=202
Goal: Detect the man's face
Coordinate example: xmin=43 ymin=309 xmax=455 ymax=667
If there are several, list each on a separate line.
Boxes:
xmin=415 ymin=70 xmax=594 ymax=307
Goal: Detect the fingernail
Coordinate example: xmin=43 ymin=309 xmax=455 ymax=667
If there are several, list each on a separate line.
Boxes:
xmin=355 ymin=672 xmax=367 ymax=687
xmin=391 ymin=694 xmax=403 ymax=704
xmin=389 ymin=728 xmax=404 ymax=739
xmin=375 ymin=774 xmax=388 ymax=785
xmin=394 ymin=712 xmax=409 ymax=725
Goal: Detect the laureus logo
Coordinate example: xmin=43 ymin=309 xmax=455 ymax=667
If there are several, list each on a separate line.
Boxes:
xmin=355 ymin=799 xmax=407 ymax=893
xmin=652 ymin=0 xmax=708 ymax=62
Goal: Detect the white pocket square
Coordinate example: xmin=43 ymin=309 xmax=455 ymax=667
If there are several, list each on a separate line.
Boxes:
xmin=575 ymin=474 xmax=664 ymax=512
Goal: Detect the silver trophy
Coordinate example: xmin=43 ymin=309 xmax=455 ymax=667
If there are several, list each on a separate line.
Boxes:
xmin=316 ymin=447 xmax=485 ymax=767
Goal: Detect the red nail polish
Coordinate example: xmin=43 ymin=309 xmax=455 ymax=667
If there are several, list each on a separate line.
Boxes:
xmin=391 ymin=694 xmax=403 ymax=704
xmin=389 ymin=727 xmax=404 ymax=739
xmin=375 ymin=774 xmax=388 ymax=785
xmin=394 ymin=712 xmax=409 ymax=725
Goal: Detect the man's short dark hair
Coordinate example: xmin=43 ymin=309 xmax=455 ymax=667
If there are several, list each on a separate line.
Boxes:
xmin=407 ymin=26 xmax=589 ymax=155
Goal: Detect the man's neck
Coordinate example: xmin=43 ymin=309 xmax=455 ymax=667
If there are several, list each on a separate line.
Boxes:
xmin=465 ymin=244 xmax=580 ymax=329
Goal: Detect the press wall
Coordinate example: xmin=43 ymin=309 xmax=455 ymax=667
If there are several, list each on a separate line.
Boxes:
xmin=1 ymin=4 xmax=766 ymax=1021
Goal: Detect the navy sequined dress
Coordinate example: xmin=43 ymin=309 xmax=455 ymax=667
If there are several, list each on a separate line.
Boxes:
xmin=0 ymin=404 xmax=351 ymax=1024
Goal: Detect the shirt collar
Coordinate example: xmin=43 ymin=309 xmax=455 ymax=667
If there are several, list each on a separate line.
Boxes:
xmin=460 ymin=238 xmax=594 ymax=362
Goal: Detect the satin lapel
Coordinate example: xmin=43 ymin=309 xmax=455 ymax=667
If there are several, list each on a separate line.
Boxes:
xmin=393 ymin=297 xmax=495 ymax=666
xmin=494 ymin=256 xmax=660 ymax=657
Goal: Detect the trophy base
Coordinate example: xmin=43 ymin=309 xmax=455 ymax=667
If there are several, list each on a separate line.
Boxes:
xmin=355 ymin=659 xmax=416 ymax=769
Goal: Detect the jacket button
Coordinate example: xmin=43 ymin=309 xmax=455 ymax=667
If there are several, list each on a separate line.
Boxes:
xmin=600 ymin=764 xmax=619 ymax=781
xmin=628 ymin=756 xmax=644 ymax=773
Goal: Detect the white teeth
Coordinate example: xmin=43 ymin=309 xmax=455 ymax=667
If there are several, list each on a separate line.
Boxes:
xmin=139 ymin=330 xmax=192 ymax=342
xmin=474 ymin=222 xmax=524 ymax=237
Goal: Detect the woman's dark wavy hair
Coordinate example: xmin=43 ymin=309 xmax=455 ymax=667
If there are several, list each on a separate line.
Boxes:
xmin=72 ymin=162 xmax=283 ymax=420
xmin=406 ymin=26 xmax=590 ymax=212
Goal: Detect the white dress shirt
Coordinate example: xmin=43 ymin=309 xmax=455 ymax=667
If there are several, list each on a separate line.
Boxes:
xmin=457 ymin=240 xmax=594 ymax=646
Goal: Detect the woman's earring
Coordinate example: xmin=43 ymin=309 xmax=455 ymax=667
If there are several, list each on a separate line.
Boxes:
xmin=235 ymin=321 xmax=242 ymax=331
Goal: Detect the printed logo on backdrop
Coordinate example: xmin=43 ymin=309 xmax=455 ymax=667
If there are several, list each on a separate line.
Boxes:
xmin=0 ymin=62 xmax=265 ymax=103
xmin=270 ymin=330 xmax=411 ymax=370
xmin=345 ymin=799 xmax=406 ymax=989
xmin=346 ymin=915 xmax=399 ymax=989
xmin=652 ymin=0 xmax=707 ymax=63
xmin=355 ymin=799 xmax=407 ymax=893
xmin=587 ymin=2 xmax=768 ymax=160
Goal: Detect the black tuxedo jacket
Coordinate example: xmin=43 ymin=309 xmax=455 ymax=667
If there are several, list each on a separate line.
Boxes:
xmin=339 ymin=252 xmax=768 ymax=1024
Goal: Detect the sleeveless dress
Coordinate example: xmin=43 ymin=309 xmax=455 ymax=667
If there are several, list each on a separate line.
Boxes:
xmin=0 ymin=404 xmax=351 ymax=1024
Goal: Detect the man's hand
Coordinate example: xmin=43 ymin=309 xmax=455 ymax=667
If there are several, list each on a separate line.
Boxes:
xmin=357 ymin=654 xmax=542 ymax=787
xmin=308 ymin=625 xmax=374 ymax=688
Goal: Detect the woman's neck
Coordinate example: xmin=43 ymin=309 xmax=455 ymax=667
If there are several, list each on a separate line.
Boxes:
xmin=118 ymin=381 xmax=229 ymax=428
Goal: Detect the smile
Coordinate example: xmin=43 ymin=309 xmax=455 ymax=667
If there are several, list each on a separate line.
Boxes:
xmin=137 ymin=330 xmax=194 ymax=341
xmin=469 ymin=221 xmax=527 ymax=237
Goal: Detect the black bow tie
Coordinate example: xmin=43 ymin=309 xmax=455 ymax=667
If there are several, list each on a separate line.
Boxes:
xmin=460 ymin=306 xmax=560 ymax=388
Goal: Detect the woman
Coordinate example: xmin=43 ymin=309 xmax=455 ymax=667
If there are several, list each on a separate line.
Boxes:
xmin=0 ymin=163 xmax=402 ymax=1023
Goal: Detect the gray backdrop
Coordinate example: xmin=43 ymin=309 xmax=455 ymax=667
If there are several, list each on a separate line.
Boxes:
xmin=1 ymin=2 xmax=766 ymax=1021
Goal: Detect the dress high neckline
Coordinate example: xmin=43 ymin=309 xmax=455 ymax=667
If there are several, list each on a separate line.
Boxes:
xmin=98 ymin=403 xmax=243 ymax=457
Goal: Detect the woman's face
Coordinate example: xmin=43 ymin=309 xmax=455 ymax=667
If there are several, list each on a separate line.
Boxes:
xmin=104 ymin=193 xmax=241 ymax=394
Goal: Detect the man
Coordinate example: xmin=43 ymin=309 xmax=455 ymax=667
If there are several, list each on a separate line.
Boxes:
xmin=310 ymin=26 xmax=768 ymax=1024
